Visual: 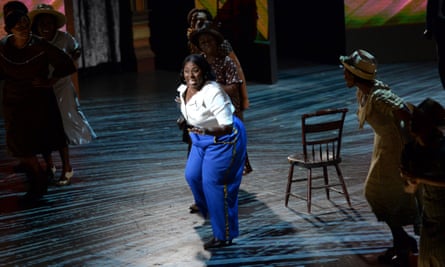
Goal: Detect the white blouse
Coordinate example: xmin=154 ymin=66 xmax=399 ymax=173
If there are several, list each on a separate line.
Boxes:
xmin=177 ymin=81 xmax=234 ymax=128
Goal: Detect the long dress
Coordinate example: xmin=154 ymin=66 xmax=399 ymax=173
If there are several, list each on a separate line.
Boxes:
xmin=207 ymin=55 xmax=243 ymax=119
xmin=418 ymin=184 xmax=445 ymax=266
xmin=401 ymin=135 xmax=445 ymax=266
xmin=357 ymin=80 xmax=418 ymax=226
xmin=49 ymin=31 xmax=96 ymax=145
xmin=0 ymin=35 xmax=76 ymax=157
xmin=207 ymin=54 xmax=253 ymax=174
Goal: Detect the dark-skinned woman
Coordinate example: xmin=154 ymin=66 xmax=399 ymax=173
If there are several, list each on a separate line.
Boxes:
xmin=176 ymin=54 xmax=247 ymax=249
xmin=0 ymin=10 xmax=76 ymax=200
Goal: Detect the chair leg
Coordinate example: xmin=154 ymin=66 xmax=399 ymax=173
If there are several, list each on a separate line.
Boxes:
xmin=285 ymin=164 xmax=294 ymax=207
xmin=323 ymin=166 xmax=330 ymax=200
xmin=307 ymin=168 xmax=312 ymax=213
xmin=334 ymin=164 xmax=352 ymax=208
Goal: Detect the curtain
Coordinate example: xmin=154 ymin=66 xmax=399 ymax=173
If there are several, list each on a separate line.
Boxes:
xmin=73 ymin=0 xmax=136 ymax=71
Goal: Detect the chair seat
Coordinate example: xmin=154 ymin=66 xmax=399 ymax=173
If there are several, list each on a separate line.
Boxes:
xmin=287 ymin=153 xmax=341 ymax=167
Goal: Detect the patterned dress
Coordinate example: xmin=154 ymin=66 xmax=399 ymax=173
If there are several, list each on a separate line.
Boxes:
xmin=206 ymin=55 xmax=243 ymax=119
xmin=0 ymin=34 xmax=76 ymax=157
xmin=357 ymin=80 xmax=418 ymax=226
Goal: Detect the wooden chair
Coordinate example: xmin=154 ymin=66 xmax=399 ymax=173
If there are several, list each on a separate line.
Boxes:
xmin=285 ymin=108 xmax=352 ymax=213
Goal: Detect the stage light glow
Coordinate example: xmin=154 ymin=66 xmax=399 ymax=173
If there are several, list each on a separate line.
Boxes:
xmin=345 ymin=0 xmax=427 ymax=29
xmin=0 ymin=0 xmax=65 ymax=37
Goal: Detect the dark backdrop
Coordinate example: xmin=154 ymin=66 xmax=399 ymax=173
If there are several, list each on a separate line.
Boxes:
xmin=274 ymin=0 xmax=346 ymax=65
xmin=147 ymin=0 xmax=195 ymax=71
xmin=74 ymin=0 xmax=346 ymax=77
xmin=146 ymin=0 xmax=346 ymax=72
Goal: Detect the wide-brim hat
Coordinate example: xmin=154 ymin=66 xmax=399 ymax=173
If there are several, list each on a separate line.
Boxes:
xmin=29 ymin=4 xmax=66 ymax=29
xmin=339 ymin=49 xmax=377 ymax=80
xmin=189 ymin=27 xmax=224 ymax=48
xmin=187 ymin=8 xmax=200 ymax=25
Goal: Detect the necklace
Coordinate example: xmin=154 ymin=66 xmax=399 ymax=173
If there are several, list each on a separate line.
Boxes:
xmin=11 ymin=33 xmax=31 ymax=49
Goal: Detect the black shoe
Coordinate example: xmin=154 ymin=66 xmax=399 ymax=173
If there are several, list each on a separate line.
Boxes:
xmin=13 ymin=162 xmax=27 ymax=173
xmin=378 ymin=247 xmax=395 ymax=264
xmin=391 ymin=237 xmax=418 ymax=266
xmin=406 ymin=236 xmax=418 ymax=254
xmin=47 ymin=165 xmax=56 ymax=184
xmin=23 ymin=192 xmax=43 ymax=201
xmin=379 ymin=237 xmax=418 ymax=266
xmin=243 ymin=163 xmax=253 ymax=176
xmin=203 ymin=237 xmax=232 ymax=250
xmin=189 ymin=203 xmax=199 ymax=213
xmin=23 ymin=186 xmax=46 ymax=201
xmin=390 ymin=252 xmax=410 ymax=267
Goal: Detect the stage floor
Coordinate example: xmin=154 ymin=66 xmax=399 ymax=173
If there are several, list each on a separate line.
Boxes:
xmin=1 ymin=60 xmax=444 ymax=266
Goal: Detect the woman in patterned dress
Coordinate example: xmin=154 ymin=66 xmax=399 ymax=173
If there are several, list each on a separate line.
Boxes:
xmin=190 ymin=28 xmax=243 ymax=119
xmin=186 ymin=8 xmax=250 ymax=111
xmin=340 ymin=49 xmax=420 ymax=266
xmin=186 ymin=8 xmax=252 ymax=175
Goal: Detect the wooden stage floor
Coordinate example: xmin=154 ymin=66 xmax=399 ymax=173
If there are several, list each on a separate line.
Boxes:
xmin=1 ymin=61 xmax=444 ymax=266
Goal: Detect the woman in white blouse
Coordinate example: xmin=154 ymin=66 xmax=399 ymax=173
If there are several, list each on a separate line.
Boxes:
xmin=177 ymin=54 xmax=247 ymax=249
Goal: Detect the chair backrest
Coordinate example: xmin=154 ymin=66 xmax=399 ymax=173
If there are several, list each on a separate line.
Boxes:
xmin=301 ymin=108 xmax=348 ymax=163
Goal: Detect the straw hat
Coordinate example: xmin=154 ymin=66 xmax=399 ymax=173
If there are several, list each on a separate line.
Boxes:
xmin=187 ymin=8 xmax=212 ymax=25
xmin=29 ymin=4 xmax=66 ymax=28
xmin=339 ymin=49 xmax=377 ymax=80
xmin=189 ymin=27 xmax=224 ymax=48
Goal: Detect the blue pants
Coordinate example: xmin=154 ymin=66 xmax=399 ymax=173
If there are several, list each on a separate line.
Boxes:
xmin=185 ymin=116 xmax=247 ymax=241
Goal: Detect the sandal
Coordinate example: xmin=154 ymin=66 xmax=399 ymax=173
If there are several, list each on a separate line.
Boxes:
xmin=378 ymin=247 xmax=395 ymax=264
xmin=56 ymin=169 xmax=73 ymax=186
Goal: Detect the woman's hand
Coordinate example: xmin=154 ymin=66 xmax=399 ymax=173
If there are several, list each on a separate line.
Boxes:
xmin=401 ymin=169 xmax=445 ymax=188
xmin=188 ymin=124 xmax=233 ymax=136
xmin=401 ymin=171 xmax=420 ymax=193
xmin=189 ymin=127 xmax=206 ymax=135
xmin=71 ymin=49 xmax=81 ymax=61
xmin=31 ymin=77 xmax=58 ymax=88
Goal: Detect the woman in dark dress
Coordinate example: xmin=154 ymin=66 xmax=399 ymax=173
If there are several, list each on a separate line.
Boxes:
xmin=401 ymin=98 xmax=445 ymax=266
xmin=0 ymin=10 xmax=76 ymax=199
